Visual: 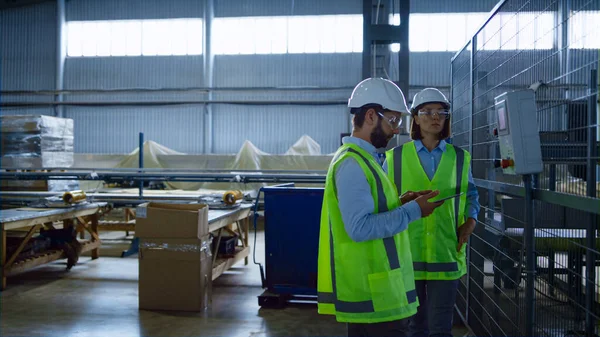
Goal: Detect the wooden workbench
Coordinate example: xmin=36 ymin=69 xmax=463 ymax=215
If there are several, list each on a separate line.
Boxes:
xmin=0 ymin=202 xmax=108 ymax=290
xmin=207 ymin=204 xmax=253 ymax=280
xmin=98 ymin=203 xmax=254 ymax=281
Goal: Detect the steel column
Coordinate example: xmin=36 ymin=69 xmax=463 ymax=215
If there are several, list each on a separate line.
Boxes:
xmin=203 ymin=0 xmax=214 ymax=154
xmin=138 ymin=132 xmax=144 ymax=199
xmin=55 ymin=0 xmax=66 ymax=117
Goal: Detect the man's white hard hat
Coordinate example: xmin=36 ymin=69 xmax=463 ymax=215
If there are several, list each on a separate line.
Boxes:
xmin=348 ymin=78 xmax=410 ymax=115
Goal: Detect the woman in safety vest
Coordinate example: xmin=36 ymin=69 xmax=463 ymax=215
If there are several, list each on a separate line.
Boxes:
xmin=383 ymin=88 xmax=480 ymax=337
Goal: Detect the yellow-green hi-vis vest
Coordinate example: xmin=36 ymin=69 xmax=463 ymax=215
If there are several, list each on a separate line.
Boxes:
xmin=385 ymin=141 xmax=470 ymax=281
xmin=317 ymin=143 xmax=419 ymax=324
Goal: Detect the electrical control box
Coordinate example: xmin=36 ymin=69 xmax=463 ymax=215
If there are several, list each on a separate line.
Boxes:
xmin=493 ymin=90 xmax=543 ymax=175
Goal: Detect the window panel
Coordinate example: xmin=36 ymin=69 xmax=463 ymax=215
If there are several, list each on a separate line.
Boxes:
xmin=570 ymin=11 xmax=600 ymax=49
xmin=409 ymin=14 xmax=429 ymax=52
xmin=389 ymin=13 xmax=401 ymax=26
xmin=69 ymin=11 xmax=577 ymax=57
xmin=335 ymin=16 xmax=354 ymax=53
xmin=446 ymin=13 xmax=467 ymax=51
xmin=125 ymin=21 xmax=142 ymax=56
xmin=81 ymin=22 xmax=98 ymax=57
xmin=109 ymin=21 xmax=128 ymax=56
xmin=351 ymin=16 xmax=363 ymax=53
xmin=482 ymin=16 xmax=501 ymax=50
xmin=67 ymin=19 xmax=202 ymax=57
xmin=142 ymin=20 xmax=161 ymax=56
xmin=516 ymin=13 xmax=535 ymax=49
xmin=320 ymin=15 xmax=337 ymax=54
xmin=238 ymin=18 xmax=256 ymax=55
xmin=428 ymin=14 xmax=448 ymax=51
xmin=270 ymin=17 xmax=288 ymax=54
xmin=214 ymin=18 xmax=241 ymax=55
xmin=254 ymin=17 xmax=273 ymax=54
xmin=170 ymin=20 xmax=188 ymax=56
xmin=304 ymin=16 xmax=321 ymax=53
xmin=287 ymin=16 xmax=306 ymax=54
xmin=534 ymin=13 xmax=553 ymax=49
xmin=186 ymin=19 xmax=203 ymax=55
xmin=67 ymin=22 xmax=83 ymax=57
xmin=500 ymin=13 xmax=518 ymax=50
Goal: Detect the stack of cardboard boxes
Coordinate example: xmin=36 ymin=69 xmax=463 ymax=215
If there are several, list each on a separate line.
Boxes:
xmin=136 ymin=202 xmax=213 ymax=311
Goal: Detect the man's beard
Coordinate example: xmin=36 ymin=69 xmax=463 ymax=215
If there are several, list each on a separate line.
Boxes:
xmin=370 ymin=119 xmax=392 ymax=149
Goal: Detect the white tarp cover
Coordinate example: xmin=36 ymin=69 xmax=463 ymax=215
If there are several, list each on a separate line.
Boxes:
xmin=77 ymin=135 xmax=333 ymax=193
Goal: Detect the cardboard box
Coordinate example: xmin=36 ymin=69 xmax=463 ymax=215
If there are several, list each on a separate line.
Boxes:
xmin=135 ymin=202 xmax=208 ymax=238
xmin=139 ymin=236 xmax=213 ymax=312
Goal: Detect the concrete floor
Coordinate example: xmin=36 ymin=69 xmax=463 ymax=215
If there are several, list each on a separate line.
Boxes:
xmin=0 ymin=231 xmax=472 ymax=337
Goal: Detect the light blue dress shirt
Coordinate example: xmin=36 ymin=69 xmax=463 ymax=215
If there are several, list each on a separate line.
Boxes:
xmin=382 ymin=139 xmax=481 ymax=221
xmin=335 ymin=136 xmax=422 ymax=243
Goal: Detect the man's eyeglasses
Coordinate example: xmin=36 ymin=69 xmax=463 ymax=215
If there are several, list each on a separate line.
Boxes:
xmin=417 ymin=109 xmax=451 ymax=120
xmin=377 ymin=112 xmax=402 ymax=129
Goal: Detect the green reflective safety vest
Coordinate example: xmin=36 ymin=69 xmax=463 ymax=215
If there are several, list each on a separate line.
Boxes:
xmin=317 ymin=143 xmax=419 ymax=324
xmin=385 ymin=141 xmax=470 ymax=281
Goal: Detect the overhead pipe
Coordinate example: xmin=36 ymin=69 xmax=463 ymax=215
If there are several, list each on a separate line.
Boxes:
xmin=1 ymin=100 xmax=348 ymax=107
xmin=1 ymin=86 xmax=357 ymax=95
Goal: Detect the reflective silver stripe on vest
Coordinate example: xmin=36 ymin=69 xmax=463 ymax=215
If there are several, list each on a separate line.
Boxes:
xmin=413 ymin=261 xmax=459 ymax=272
xmin=454 ymin=147 xmax=465 ymax=237
xmin=318 ymin=289 xmax=418 ymax=313
xmin=319 ymin=147 xmax=417 ymax=313
xmin=392 ymin=145 xmax=403 ymax=194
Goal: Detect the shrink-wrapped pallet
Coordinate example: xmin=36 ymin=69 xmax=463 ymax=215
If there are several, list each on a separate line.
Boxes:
xmin=1 ymin=115 xmax=79 ymax=191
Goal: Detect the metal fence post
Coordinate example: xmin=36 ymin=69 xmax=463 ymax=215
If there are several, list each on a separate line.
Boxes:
xmin=466 ymin=34 xmax=478 ymax=329
xmin=524 ymin=173 xmax=536 ymax=336
xmin=585 ymin=68 xmax=598 ymax=337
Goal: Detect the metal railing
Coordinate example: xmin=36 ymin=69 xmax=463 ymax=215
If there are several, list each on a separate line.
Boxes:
xmin=450 ymin=0 xmax=599 ymax=336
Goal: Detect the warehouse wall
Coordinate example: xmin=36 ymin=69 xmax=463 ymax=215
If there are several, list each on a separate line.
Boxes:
xmin=213 ymin=53 xmax=361 ymax=153
xmin=62 ymin=0 xmax=206 ymax=154
xmin=0 ymin=1 xmax=56 ymax=116
xmin=4 ymin=0 xmax=590 ymax=154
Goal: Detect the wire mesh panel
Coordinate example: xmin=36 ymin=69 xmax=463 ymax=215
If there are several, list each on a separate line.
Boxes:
xmin=450 ymin=40 xmax=473 ymax=324
xmin=451 ymin=0 xmax=599 ymax=336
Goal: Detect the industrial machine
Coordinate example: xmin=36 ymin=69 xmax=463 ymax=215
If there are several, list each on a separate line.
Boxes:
xmin=493 ymin=89 xmax=543 ymax=175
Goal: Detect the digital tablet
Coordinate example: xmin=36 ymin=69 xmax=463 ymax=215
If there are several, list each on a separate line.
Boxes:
xmin=432 ymin=192 xmax=465 ymax=203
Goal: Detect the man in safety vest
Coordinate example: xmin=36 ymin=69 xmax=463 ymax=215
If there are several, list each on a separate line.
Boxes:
xmin=317 ymin=78 xmax=445 ymax=337
xmin=383 ymin=88 xmax=481 ymax=337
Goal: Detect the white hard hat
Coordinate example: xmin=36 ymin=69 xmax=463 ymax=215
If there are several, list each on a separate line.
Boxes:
xmin=348 ymin=78 xmax=410 ymax=115
xmin=410 ymin=88 xmax=450 ymax=113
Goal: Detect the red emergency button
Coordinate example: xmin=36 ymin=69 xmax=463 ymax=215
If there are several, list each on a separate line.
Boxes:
xmin=501 ymin=159 xmax=514 ymax=169
xmin=493 ymin=128 xmax=498 ymax=136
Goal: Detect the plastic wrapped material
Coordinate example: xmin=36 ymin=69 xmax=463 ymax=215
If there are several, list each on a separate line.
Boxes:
xmin=1 ymin=115 xmax=74 ymax=153
xmin=75 ymin=135 xmax=333 ymax=192
xmin=1 ymin=152 xmax=74 ymax=168
xmin=139 ymin=238 xmax=212 ymax=255
xmin=1 ymin=115 xmax=78 ymax=191
xmin=1 ymin=180 xmax=80 ymax=192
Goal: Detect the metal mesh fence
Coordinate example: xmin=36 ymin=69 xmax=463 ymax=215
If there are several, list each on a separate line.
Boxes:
xmin=450 ymin=0 xmax=599 ymax=336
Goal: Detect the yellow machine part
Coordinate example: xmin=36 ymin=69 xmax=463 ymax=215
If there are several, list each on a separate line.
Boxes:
xmin=63 ymin=190 xmax=87 ymax=204
xmin=223 ymin=190 xmax=243 ymax=205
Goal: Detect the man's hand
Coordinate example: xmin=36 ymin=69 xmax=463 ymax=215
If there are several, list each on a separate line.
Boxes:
xmin=414 ymin=190 xmax=443 ymax=217
xmin=400 ymin=190 xmax=432 ymax=205
xmin=457 ymin=218 xmax=476 ymax=252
